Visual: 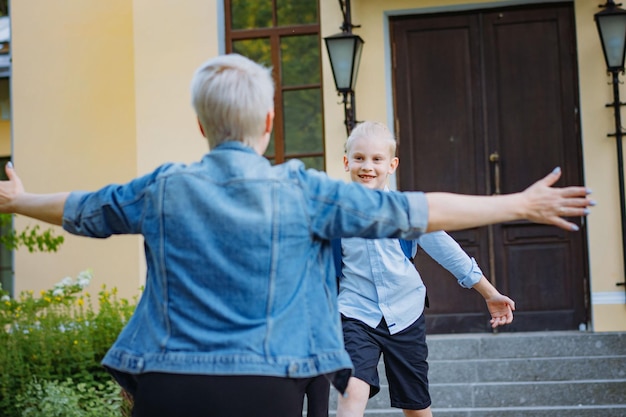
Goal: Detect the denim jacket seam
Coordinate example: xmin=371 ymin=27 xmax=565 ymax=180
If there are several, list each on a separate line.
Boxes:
xmin=156 ymin=179 xmax=171 ymax=349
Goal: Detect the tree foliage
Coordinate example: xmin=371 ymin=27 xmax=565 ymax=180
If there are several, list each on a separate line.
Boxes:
xmin=0 ymin=214 xmax=64 ymax=253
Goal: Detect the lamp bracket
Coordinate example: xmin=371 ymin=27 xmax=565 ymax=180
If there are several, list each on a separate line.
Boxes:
xmin=338 ymin=0 xmax=361 ymax=33
xmin=604 ymin=102 xmax=626 ymax=107
xmin=341 ymin=90 xmax=358 ymax=135
xmin=607 ymin=71 xmax=626 ymax=84
xmin=599 ymin=0 xmax=623 ymax=8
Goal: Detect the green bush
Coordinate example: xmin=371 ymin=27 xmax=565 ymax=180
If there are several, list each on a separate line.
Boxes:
xmin=0 ymin=213 xmax=65 ymax=253
xmin=15 ymin=378 xmax=124 ymax=417
xmin=0 ymin=270 xmax=137 ymax=417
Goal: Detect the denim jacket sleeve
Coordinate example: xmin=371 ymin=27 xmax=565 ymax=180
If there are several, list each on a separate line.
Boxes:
xmin=62 ymin=163 xmax=177 ymax=237
xmin=416 ymin=230 xmax=483 ymax=288
xmin=292 ymin=165 xmax=429 ymax=241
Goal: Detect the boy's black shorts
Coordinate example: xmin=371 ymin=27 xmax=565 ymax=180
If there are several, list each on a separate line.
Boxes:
xmin=341 ymin=313 xmax=430 ymax=410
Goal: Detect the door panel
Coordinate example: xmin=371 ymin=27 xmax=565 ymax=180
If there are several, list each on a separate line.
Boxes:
xmin=483 ymin=5 xmax=587 ymax=332
xmin=391 ymin=3 xmax=588 ymax=334
xmin=394 ymin=13 xmax=485 ymax=196
xmin=393 ymin=12 xmax=492 ymax=332
xmin=483 ymin=7 xmax=579 ymax=192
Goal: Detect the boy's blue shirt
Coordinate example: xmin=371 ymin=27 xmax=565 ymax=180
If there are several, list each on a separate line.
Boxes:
xmin=336 ymin=231 xmax=483 ymax=335
xmin=331 ymin=238 xmax=414 ymax=274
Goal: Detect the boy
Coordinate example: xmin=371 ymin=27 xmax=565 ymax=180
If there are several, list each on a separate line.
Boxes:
xmin=336 ymin=121 xmax=515 ymax=417
xmin=0 ymin=54 xmax=592 ymax=417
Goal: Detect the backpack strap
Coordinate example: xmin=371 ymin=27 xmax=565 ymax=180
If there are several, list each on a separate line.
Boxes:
xmin=331 ymin=238 xmax=343 ymax=278
xmin=399 ymin=239 xmax=429 ymax=307
xmin=399 ymin=239 xmax=415 ymax=261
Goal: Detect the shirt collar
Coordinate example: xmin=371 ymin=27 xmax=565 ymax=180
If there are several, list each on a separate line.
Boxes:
xmin=213 ymin=140 xmax=257 ymax=154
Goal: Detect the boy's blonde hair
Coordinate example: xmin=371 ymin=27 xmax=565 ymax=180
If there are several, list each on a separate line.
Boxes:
xmin=190 ymin=54 xmax=275 ymax=150
xmin=345 ymin=121 xmax=397 ymax=156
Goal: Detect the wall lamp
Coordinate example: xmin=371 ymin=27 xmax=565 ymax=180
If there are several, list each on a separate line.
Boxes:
xmin=324 ymin=0 xmax=364 ymax=135
xmin=595 ymin=0 xmax=626 ymax=290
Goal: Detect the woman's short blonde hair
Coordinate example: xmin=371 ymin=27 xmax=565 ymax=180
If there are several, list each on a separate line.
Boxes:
xmin=190 ymin=54 xmax=275 ymax=149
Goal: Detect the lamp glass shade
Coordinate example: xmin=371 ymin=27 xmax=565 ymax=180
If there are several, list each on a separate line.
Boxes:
xmin=324 ymin=33 xmax=364 ymax=92
xmin=596 ymin=6 xmax=626 ymax=70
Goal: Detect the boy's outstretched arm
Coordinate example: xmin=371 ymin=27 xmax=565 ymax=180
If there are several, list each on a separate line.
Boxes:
xmin=0 ymin=163 xmax=68 ymax=226
xmin=472 ymin=276 xmax=515 ymax=328
xmin=416 ymin=231 xmax=514 ymax=328
xmin=425 ymin=167 xmax=593 ymax=233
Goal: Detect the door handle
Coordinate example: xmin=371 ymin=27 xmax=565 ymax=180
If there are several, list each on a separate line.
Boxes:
xmin=489 ymin=151 xmax=501 ymax=195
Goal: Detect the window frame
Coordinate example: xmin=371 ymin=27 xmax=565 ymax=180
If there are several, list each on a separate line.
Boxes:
xmin=224 ymin=0 xmax=326 ymax=168
xmin=0 ymin=155 xmax=12 ymax=296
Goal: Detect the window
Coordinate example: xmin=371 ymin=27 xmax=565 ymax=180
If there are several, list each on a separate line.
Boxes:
xmin=225 ymin=0 xmax=325 ymax=170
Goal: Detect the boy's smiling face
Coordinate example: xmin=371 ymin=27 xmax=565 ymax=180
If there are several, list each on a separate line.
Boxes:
xmin=344 ymin=135 xmax=399 ymax=190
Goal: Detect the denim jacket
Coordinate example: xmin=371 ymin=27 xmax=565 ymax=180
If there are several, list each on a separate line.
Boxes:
xmin=62 ymin=141 xmax=429 ymax=393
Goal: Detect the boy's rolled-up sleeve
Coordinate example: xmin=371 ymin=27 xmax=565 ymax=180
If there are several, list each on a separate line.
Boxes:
xmin=417 ymin=230 xmax=483 ymax=288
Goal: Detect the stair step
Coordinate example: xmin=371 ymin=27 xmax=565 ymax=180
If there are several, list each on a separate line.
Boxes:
xmin=430 ymin=379 xmax=626 ymax=408
xmin=429 ymin=355 xmax=626 ymax=383
xmin=426 ymin=331 xmax=626 ymax=360
xmin=327 ymin=380 xmax=626 ymax=409
xmin=312 ymin=331 xmax=626 ymax=417
xmin=324 ymin=405 xmax=626 ymax=417
xmin=429 ymin=405 xmax=626 ymax=417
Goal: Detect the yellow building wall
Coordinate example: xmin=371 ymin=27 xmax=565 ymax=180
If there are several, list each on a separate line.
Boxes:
xmin=10 ymin=0 xmax=219 ymax=299
xmin=320 ymin=0 xmax=350 ymax=181
xmin=11 ymin=1 xmax=140 ymax=298
xmin=132 ymin=0 xmax=217 ymax=175
xmin=0 ymin=120 xmax=9 ymax=155
xmin=575 ymin=0 xmax=626 ymax=331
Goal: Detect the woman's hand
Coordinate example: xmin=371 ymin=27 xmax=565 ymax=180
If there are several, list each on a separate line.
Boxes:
xmin=520 ymin=167 xmax=593 ymax=231
xmin=0 ymin=162 xmax=24 ymax=213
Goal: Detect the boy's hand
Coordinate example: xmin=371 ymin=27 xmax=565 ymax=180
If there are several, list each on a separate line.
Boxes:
xmin=0 ymin=162 xmax=24 ymax=213
xmin=485 ymin=293 xmax=515 ymax=328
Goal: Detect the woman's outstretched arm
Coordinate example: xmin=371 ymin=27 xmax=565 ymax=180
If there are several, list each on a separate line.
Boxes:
xmin=0 ymin=162 xmax=68 ymax=226
xmin=425 ymin=167 xmax=593 ymax=233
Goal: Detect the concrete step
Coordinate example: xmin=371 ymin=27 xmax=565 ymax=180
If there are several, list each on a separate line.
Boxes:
xmin=338 ymin=405 xmax=626 ymax=417
xmin=428 ymin=355 xmax=626 ymax=383
xmin=430 ymin=380 xmax=626 ymax=408
xmin=426 ymin=331 xmax=626 ymax=360
xmin=327 ymin=379 xmax=626 ymax=409
xmin=312 ymin=331 xmax=626 ymax=417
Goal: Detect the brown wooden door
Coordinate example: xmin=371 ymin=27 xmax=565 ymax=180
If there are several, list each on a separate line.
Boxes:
xmin=391 ymin=3 xmax=589 ymax=334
